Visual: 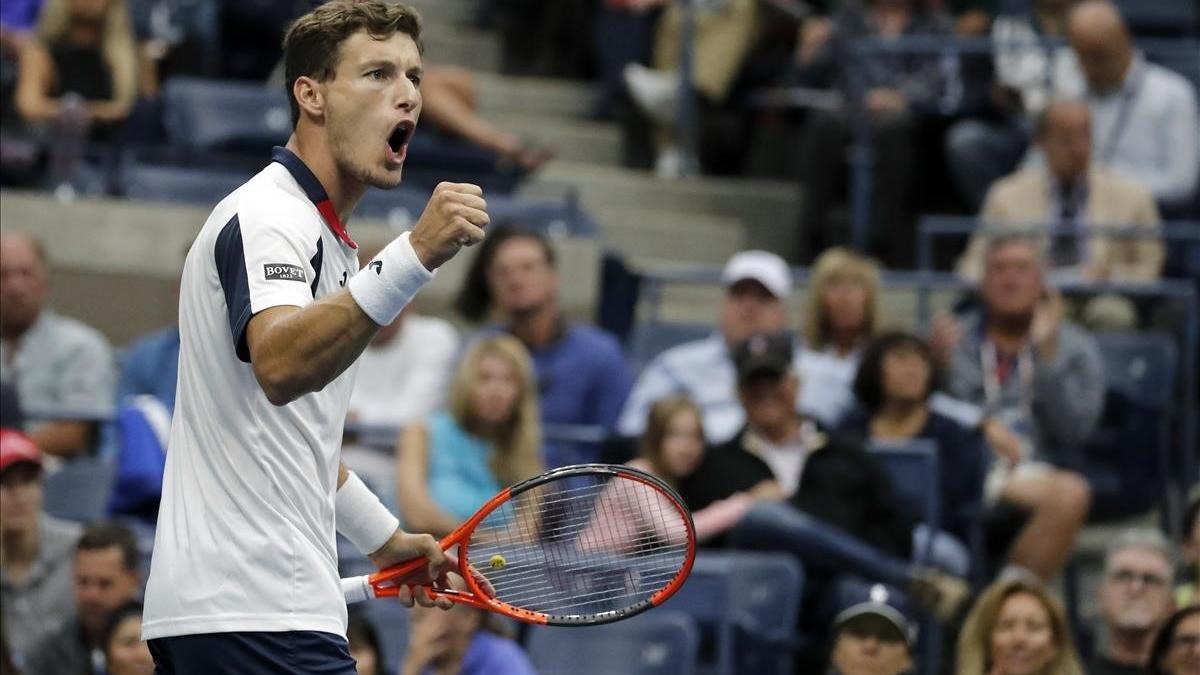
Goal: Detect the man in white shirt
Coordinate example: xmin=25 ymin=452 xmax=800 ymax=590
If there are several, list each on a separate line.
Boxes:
xmin=142 ymin=2 xmax=487 ymax=672
xmin=617 ymin=250 xmax=854 ymax=443
xmin=1068 ymin=0 xmax=1199 ymax=210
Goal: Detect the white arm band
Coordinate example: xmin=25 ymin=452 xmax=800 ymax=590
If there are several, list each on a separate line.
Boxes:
xmin=347 ymin=232 xmax=434 ymax=326
xmin=335 ymin=471 xmax=399 ymax=555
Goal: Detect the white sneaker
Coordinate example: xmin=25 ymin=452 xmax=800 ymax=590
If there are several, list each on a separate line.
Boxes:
xmin=623 ymin=63 xmax=680 ymax=126
xmin=654 ymin=146 xmax=683 ymax=178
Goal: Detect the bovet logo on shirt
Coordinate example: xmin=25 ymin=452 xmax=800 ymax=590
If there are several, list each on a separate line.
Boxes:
xmin=263 ymin=263 xmax=305 ymax=282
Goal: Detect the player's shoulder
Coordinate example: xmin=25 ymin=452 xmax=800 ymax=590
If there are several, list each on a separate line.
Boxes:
xmin=231 ymin=163 xmax=323 ymax=238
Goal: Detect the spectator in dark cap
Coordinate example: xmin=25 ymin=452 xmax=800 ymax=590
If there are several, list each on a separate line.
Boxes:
xmin=0 ymin=427 xmax=81 ymax=658
xmin=828 ymin=583 xmax=916 ymax=675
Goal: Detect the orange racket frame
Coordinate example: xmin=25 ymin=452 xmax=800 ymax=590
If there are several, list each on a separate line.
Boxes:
xmin=341 ymin=463 xmax=697 ymax=626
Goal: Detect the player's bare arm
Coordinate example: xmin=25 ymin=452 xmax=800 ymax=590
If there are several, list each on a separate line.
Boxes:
xmin=245 ymin=182 xmax=488 ymax=406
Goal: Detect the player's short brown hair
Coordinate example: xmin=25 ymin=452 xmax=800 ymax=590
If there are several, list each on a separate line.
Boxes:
xmin=282 ymin=0 xmax=423 ymax=127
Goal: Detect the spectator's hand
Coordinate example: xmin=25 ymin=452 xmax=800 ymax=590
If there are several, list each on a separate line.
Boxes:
xmin=982 ymin=418 xmax=1022 ymax=466
xmin=954 ymin=9 xmax=991 ymax=36
xmin=865 ymin=88 xmax=908 ymax=116
xmin=796 ymin=17 xmax=834 ymax=65
xmin=929 ymin=314 xmax=962 ymax=367
xmin=1030 ymin=290 xmax=1063 ymax=361
xmin=409 ymin=182 xmax=489 ymax=271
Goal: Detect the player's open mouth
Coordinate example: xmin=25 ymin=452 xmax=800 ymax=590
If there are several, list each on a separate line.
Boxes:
xmin=387 ymin=121 xmax=414 ymax=163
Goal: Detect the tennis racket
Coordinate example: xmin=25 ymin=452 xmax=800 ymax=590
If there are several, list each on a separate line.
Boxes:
xmin=341 ymin=463 xmax=696 ymax=626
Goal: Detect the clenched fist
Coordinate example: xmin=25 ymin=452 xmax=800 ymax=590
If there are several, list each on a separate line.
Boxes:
xmin=409 ymin=182 xmax=489 ymax=271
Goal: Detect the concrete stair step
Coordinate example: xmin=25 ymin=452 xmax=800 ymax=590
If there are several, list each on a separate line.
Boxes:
xmin=476 ymin=73 xmax=597 ymax=118
xmin=488 ymin=113 xmax=622 ymax=166
xmin=422 ymin=24 xmax=500 ymax=73
xmin=521 ymin=161 xmax=802 ymax=256
xmin=409 ymin=0 xmax=478 ymax=26
xmin=596 ymin=209 xmax=748 ymax=266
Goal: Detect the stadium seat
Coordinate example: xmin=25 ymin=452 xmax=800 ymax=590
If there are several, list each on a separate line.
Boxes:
xmin=1082 ymin=332 xmax=1178 ymax=520
xmin=1113 ymin=1 xmax=1198 ymax=36
xmin=121 ymin=162 xmax=251 ymax=207
xmin=659 ymin=551 xmax=802 ymax=675
xmin=629 ymin=321 xmax=713 ymax=372
xmin=526 ymin=610 xmax=700 ymax=675
xmin=43 ymin=455 xmax=116 ymax=523
xmin=867 ymin=439 xmax=941 ymax=564
xmin=163 ymin=77 xmax=291 ymax=154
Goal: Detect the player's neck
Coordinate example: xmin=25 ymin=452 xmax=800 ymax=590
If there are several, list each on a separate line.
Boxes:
xmin=285 ymin=135 xmax=366 ymax=225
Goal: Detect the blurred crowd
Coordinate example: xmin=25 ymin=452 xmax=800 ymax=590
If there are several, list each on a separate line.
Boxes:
xmin=1 ymin=0 xmax=1199 ymax=674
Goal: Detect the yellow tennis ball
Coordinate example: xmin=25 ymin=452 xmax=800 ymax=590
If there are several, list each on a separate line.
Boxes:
xmin=489 ymin=554 xmax=506 ymax=569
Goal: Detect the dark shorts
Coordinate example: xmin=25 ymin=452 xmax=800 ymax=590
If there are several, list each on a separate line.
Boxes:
xmin=148 ymin=631 xmax=356 ymax=675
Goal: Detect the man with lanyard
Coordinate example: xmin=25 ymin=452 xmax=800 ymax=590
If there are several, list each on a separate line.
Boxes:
xmin=1068 ymin=0 xmax=1199 ymax=211
xmin=934 ymin=234 xmax=1101 ymax=581
xmin=142 ymin=2 xmax=487 ymax=672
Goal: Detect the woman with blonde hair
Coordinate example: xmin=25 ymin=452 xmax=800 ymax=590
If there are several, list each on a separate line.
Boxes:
xmin=957 ymin=577 xmax=1085 ymax=675
xmin=803 ymin=247 xmax=883 ymax=364
xmin=396 ymin=335 xmax=543 ymax=537
xmin=16 ymin=0 xmax=138 ymax=135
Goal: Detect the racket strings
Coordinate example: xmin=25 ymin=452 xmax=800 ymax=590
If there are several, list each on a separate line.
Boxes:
xmin=468 ymin=473 xmax=690 ymax=619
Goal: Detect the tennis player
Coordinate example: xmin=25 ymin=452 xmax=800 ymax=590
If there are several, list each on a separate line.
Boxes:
xmin=141 ymin=2 xmax=487 ymax=672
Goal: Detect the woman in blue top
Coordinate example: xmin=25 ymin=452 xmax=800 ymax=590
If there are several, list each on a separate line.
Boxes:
xmin=396 ymin=335 xmax=543 ymax=537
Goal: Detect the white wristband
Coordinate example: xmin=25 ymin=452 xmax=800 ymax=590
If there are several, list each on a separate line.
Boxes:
xmin=335 ymin=472 xmax=399 ymax=555
xmin=347 ymin=232 xmax=434 ymax=326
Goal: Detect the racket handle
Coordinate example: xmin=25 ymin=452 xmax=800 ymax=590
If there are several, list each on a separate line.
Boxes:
xmin=341 ymin=575 xmax=373 ymax=605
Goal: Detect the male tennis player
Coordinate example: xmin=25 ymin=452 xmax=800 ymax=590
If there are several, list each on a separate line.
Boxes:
xmin=141 ymin=2 xmax=487 ymax=671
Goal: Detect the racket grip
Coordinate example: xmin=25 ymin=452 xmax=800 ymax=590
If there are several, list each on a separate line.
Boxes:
xmin=341 ymin=575 xmax=373 ymax=605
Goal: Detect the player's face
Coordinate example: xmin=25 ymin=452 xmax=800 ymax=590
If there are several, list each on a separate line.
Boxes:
xmin=0 ymin=235 xmax=49 ymax=335
xmin=830 ymin=627 xmax=911 ymax=675
xmin=720 ymin=280 xmax=784 ymax=346
xmin=989 ymin=592 xmax=1058 ymax=675
xmin=0 ymin=465 xmax=43 ymax=533
xmin=982 ymin=242 xmax=1044 ymax=320
xmin=323 ymin=30 xmax=422 ymax=190
xmin=881 ymin=346 xmax=930 ymax=405
xmin=659 ymin=409 xmax=704 ymax=480
xmin=471 ymin=354 xmax=521 ymax=426
xmin=1100 ymin=547 xmax=1174 ymax=632
xmin=486 ymin=237 xmax=557 ymax=316
xmin=105 ymin=614 xmax=154 ymax=675
xmin=74 ymin=548 xmax=139 ymax=636
xmin=821 ymin=276 xmax=869 ymax=340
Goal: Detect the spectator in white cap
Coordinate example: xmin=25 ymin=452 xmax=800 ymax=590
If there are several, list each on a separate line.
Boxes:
xmin=0 ymin=427 xmax=82 ymax=658
xmin=619 ymin=247 xmax=854 ymax=441
xmin=828 ymin=584 xmax=916 ymax=675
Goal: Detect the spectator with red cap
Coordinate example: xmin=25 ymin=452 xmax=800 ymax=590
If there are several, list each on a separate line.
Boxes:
xmin=0 ymin=427 xmax=82 ymax=659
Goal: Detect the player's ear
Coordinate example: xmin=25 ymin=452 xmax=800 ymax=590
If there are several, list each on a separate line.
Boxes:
xmin=293 ymin=75 xmax=326 ymax=122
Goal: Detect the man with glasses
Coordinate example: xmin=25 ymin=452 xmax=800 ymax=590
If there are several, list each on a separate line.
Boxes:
xmin=1091 ymin=528 xmax=1177 ymax=675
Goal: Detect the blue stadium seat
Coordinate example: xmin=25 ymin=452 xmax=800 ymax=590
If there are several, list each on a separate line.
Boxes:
xmin=43 ymin=455 xmax=116 ymax=523
xmin=1114 ymin=1 xmax=1197 ymax=36
xmin=629 ymin=321 xmax=713 ymax=372
xmin=867 ymin=440 xmax=940 ymax=564
xmin=1082 ymin=332 xmax=1178 ymax=520
xmin=488 ymin=191 xmax=601 ymax=238
xmin=526 ymin=610 xmax=699 ymax=675
xmin=659 ymin=551 xmax=802 ymax=675
xmin=1095 ymin=332 xmax=1177 ymax=409
xmin=122 ymin=162 xmax=251 ymax=207
xmin=163 ymin=77 xmax=291 ymax=154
